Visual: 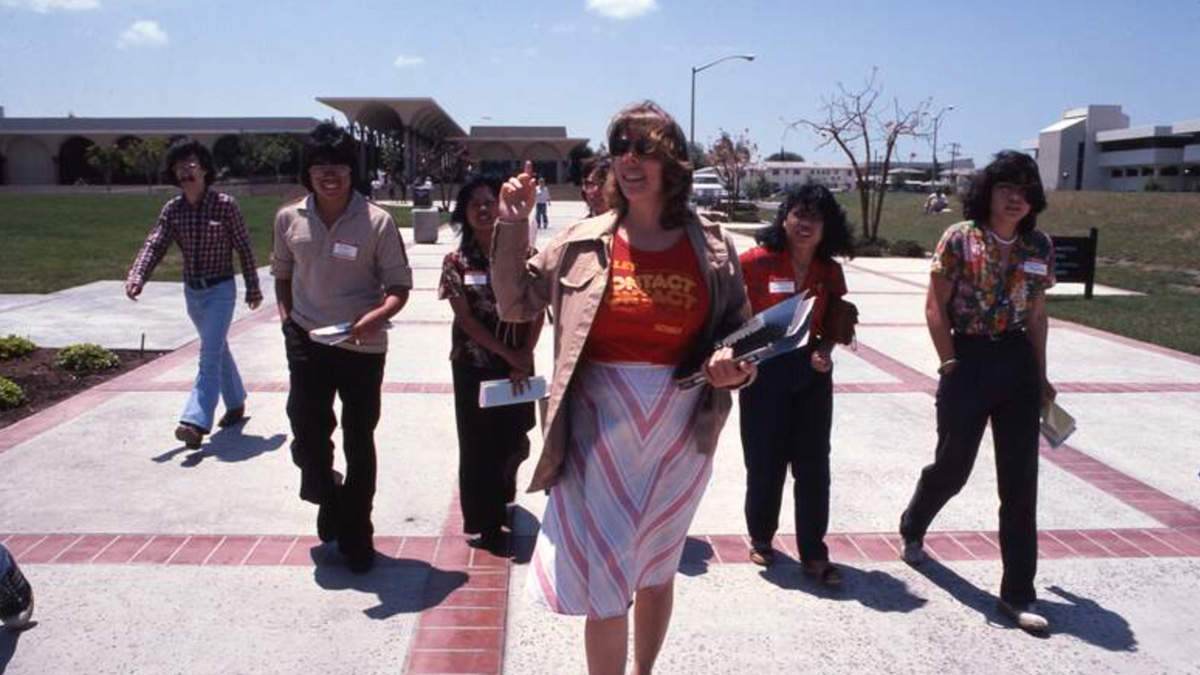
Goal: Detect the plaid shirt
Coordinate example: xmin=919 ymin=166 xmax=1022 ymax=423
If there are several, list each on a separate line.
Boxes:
xmin=128 ymin=190 xmax=261 ymax=303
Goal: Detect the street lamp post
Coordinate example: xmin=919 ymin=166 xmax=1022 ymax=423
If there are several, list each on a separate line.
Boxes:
xmin=930 ymin=104 xmax=954 ymax=187
xmin=948 ymin=141 xmax=961 ymax=193
xmin=690 ymin=53 xmax=756 ymax=148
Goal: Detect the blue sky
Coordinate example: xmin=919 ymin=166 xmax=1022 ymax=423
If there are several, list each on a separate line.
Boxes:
xmin=2 ymin=0 xmax=1199 ymax=166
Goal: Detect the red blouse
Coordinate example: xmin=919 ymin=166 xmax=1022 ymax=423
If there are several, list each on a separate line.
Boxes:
xmin=584 ymin=232 xmax=710 ymax=365
xmin=739 ymin=246 xmax=847 ymax=340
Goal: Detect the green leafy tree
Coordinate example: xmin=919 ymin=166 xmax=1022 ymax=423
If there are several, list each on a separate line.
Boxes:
xmin=85 ymin=143 xmax=128 ymax=192
xmin=687 ymin=141 xmax=709 ymax=169
xmin=567 ymin=143 xmax=596 ymax=185
xmin=120 ymin=138 xmax=169 ymax=192
xmin=242 ymin=135 xmax=299 ymax=183
xmin=743 ymin=173 xmax=774 ymax=200
xmin=765 ymin=151 xmax=805 ymax=162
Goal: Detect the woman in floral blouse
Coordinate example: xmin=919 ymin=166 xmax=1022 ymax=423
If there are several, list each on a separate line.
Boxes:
xmin=439 ymin=176 xmax=543 ymax=552
xmin=899 ymin=151 xmax=1058 ymax=633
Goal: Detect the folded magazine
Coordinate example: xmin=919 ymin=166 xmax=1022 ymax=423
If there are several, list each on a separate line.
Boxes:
xmin=677 ymin=292 xmax=815 ymax=390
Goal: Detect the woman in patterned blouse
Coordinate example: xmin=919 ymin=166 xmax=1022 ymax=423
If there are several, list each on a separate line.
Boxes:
xmin=899 ymin=151 xmax=1058 ymax=633
xmin=438 ymin=176 xmax=543 ymax=552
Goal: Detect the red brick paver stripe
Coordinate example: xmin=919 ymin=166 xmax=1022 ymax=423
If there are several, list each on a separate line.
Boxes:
xmin=54 ymin=534 xmax=120 ymax=563
xmin=244 ymin=536 xmax=298 ymax=566
xmin=92 ymin=534 xmax=153 ymax=564
xmin=131 ymin=535 xmax=187 ymax=564
xmin=17 ymin=534 xmax=80 ymax=564
xmin=407 ymin=649 xmax=501 ymax=675
xmin=167 ymin=536 xmax=224 ymax=565
xmin=205 ymin=535 xmax=260 ymax=565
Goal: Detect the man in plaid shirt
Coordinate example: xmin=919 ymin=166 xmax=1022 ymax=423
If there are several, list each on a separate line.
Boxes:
xmin=126 ymin=137 xmax=262 ymax=449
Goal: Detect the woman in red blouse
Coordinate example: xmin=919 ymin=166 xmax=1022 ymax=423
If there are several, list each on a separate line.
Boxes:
xmin=737 ymin=184 xmax=855 ymax=585
xmin=438 ymin=177 xmax=542 ymax=552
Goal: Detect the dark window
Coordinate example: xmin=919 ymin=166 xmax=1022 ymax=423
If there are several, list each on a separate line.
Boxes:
xmin=1141 ymin=167 xmax=1154 ymax=176
xmin=1075 ymin=142 xmax=1085 ymax=190
xmin=1160 ymin=166 xmax=1180 ymax=176
xmin=1111 ymin=169 xmax=1123 ymax=178
xmin=1125 ymin=168 xmax=1139 ymax=177
xmin=1185 ymin=166 xmax=1200 ymax=177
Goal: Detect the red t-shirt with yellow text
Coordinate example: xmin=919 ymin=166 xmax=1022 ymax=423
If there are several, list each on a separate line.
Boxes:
xmin=584 ymin=233 xmax=709 ymax=365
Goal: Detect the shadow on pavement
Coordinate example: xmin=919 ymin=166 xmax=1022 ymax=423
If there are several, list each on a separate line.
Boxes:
xmin=150 ymin=422 xmax=286 ymax=466
xmin=508 ymin=505 xmax=540 ymax=564
xmin=312 ymin=547 xmax=468 ymax=621
xmin=759 ymin=552 xmax=927 ymax=613
xmin=679 ymin=537 xmax=714 ymax=577
xmin=1 ymin=623 xmax=35 ymax=673
xmin=912 ymin=560 xmax=1138 ymax=649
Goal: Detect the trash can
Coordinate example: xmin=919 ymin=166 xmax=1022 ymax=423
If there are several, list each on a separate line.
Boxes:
xmin=413 ymin=208 xmax=440 ymax=244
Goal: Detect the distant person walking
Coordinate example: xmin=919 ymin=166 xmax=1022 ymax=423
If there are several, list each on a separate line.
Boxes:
xmin=125 ymin=137 xmax=261 ymax=450
xmin=534 ymin=176 xmax=551 ymax=229
xmin=899 ymin=151 xmax=1057 ymax=632
xmin=272 ymin=122 xmax=413 ymax=573
xmin=439 ymin=176 xmax=543 ymax=553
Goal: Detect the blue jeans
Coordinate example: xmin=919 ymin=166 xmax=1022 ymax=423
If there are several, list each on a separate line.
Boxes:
xmin=180 ymin=279 xmax=245 ymax=432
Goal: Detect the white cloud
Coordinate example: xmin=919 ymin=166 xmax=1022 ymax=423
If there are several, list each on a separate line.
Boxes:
xmin=2 ymin=0 xmax=100 ymax=12
xmin=118 ymin=20 xmax=167 ymax=49
xmin=586 ymin=0 xmax=657 ymax=20
xmin=393 ymin=55 xmax=425 ymax=68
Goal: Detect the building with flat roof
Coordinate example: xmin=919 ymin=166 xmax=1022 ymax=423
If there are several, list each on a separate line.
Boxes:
xmin=0 ymin=97 xmax=589 ymax=186
xmin=1024 ymin=105 xmax=1200 ymax=191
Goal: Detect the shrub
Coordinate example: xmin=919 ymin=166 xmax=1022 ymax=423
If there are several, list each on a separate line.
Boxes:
xmin=0 ymin=376 xmax=23 ymax=410
xmin=0 ymin=335 xmax=37 ymax=360
xmin=888 ymin=239 xmax=927 ymax=258
xmin=854 ymin=237 xmax=890 ymax=257
xmin=56 ymin=343 xmax=119 ymax=372
xmin=1144 ymin=178 xmax=1162 ymax=192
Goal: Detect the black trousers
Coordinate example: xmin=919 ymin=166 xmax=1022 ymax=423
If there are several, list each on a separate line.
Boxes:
xmin=738 ymin=347 xmax=834 ymax=562
xmin=451 ymin=361 xmax=535 ymax=535
xmin=900 ymin=333 xmax=1042 ymax=605
xmin=283 ymin=319 xmax=385 ymax=554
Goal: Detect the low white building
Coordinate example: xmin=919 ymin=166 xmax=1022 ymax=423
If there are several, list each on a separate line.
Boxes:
xmin=1024 ymin=105 xmax=1200 ymax=191
xmin=755 ymin=161 xmax=857 ymax=192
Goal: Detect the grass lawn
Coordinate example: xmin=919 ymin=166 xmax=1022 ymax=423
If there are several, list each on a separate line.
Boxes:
xmin=0 ymin=193 xmax=449 ymax=295
xmin=760 ymin=191 xmax=1200 ymax=356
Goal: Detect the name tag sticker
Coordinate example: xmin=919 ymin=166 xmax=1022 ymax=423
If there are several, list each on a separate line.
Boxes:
xmin=768 ymin=278 xmax=796 ymax=294
xmin=208 ymin=220 xmax=222 ymax=227
xmin=464 ymin=272 xmax=489 ymax=286
xmin=332 ymin=241 xmax=359 ymax=261
xmin=1023 ymin=260 xmax=1049 ymax=276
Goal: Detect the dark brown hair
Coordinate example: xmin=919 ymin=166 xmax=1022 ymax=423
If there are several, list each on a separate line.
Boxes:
xmin=604 ymin=101 xmax=694 ymax=230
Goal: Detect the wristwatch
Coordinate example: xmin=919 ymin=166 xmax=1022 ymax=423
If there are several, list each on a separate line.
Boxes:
xmin=937 ymin=358 xmax=959 ymax=375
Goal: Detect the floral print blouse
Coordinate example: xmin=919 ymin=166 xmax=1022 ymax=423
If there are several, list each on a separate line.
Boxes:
xmin=931 ymin=221 xmax=1056 ymax=336
xmin=438 ymin=244 xmax=514 ymax=369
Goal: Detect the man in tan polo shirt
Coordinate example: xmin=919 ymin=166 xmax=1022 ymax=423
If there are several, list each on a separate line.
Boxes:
xmin=271 ymin=122 xmax=412 ymax=573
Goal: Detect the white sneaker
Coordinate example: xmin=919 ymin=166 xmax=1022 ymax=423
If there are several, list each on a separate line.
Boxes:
xmin=998 ymin=600 xmax=1050 ymax=633
xmin=902 ymin=540 xmax=927 ymax=565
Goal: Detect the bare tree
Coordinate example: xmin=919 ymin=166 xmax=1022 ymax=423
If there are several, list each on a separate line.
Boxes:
xmin=706 ymin=129 xmax=757 ymax=207
xmin=795 ymin=68 xmax=932 ymax=241
xmin=416 ymin=140 xmax=470 ymax=211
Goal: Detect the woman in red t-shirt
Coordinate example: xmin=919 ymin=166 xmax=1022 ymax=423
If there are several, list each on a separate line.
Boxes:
xmin=493 ymin=102 xmax=752 ymax=675
xmin=737 ymin=184 xmax=855 ymax=586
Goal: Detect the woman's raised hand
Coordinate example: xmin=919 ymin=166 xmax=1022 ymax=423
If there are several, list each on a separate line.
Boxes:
xmin=498 ymin=160 xmax=537 ymax=222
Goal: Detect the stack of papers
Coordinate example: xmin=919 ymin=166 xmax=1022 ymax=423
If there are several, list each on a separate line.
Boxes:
xmin=479 ymin=376 xmax=548 ymax=408
xmin=309 ymin=322 xmax=393 ymax=346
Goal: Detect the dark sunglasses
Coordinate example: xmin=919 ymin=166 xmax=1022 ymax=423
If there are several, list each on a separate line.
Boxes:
xmin=610 ymin=136 xmax=658 ymax=158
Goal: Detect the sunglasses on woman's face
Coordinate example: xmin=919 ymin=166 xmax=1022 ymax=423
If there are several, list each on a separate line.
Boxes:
xmin=610 ymin=136 xmax=657 ymax=158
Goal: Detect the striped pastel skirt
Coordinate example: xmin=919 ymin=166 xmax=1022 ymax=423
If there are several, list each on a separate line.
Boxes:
xmin=526 ymin=361 xmax=713 ymax=619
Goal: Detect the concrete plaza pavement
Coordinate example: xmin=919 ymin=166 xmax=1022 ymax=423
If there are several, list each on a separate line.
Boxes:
xmin=2 ymin=201 xmax=1200 ymax=674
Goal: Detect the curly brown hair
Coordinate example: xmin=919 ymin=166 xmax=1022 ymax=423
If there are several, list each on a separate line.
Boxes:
xmin=604 ymin=101 xmax=694 ymax=230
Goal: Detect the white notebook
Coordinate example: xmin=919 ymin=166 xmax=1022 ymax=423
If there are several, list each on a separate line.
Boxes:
xmin=479 ymin=376 xmax=548 ymax=408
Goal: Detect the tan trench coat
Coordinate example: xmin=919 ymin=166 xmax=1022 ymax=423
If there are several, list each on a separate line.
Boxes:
xmin=491 ymin=211 xmax=751 ymax=492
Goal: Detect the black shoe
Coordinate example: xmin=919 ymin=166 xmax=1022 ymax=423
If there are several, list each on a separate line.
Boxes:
xmin=317 ymin=502 xmax=340 ymax=543
xmin=469 ymin=530 xmax=509 ymax=555
xmin=217 ymin=406 xmax=246 ymax=428
xmin=174 ymin=423 xmax=205 ymax=449
xmin=347 ymin=548 xmax=376 ymax=574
